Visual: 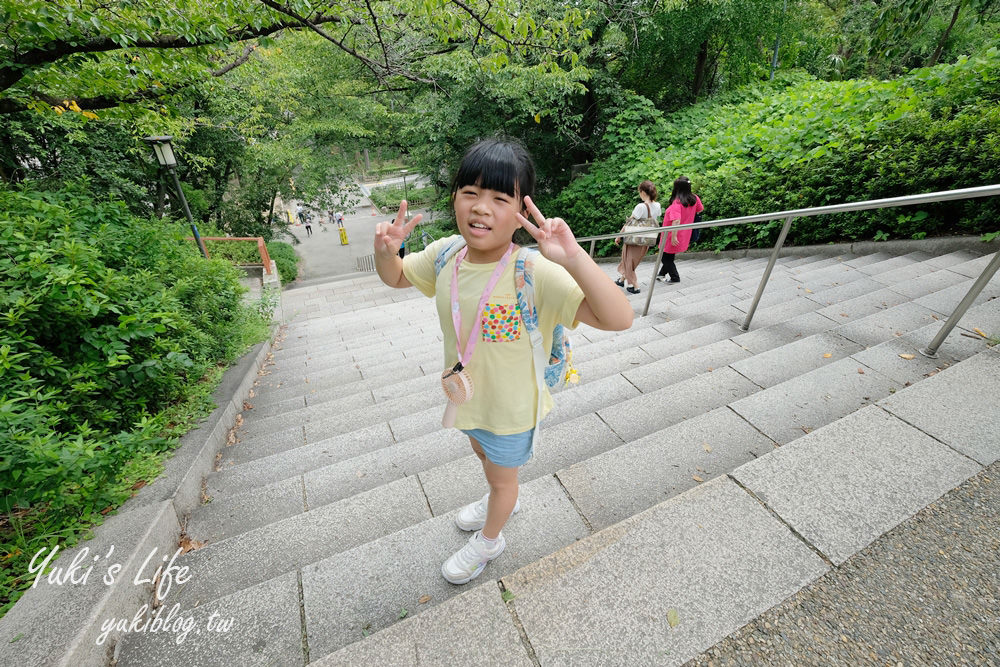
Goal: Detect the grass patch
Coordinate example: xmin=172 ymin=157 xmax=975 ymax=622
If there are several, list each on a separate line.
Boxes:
xmin=369 ymin=184 xmax=437 ymax=211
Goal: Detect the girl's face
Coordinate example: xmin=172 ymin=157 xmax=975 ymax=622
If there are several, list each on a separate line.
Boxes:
xmin=453 ymin=183 xmax=523 ymax=262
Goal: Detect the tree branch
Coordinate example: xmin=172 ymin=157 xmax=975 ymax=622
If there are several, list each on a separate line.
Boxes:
xmin=212 ymin=42 xmax=258 ymax=77
xmin=447 ymin=0 xmax=541 ymax=50
xmin=257 ymin=0 xmax=435 ymax=85
xmin=363 ymin=0 xmax=390 ymax=70
xmin=0 ymin=14 xmax=350 ymax=94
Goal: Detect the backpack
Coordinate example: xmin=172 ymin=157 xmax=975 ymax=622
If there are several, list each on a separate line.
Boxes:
xmin=433 ymin=236 xmax=579 ymax=392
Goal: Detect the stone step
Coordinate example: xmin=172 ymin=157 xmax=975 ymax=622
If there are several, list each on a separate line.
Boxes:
xmin=728 ymin=356 xmax=898 ymax=445
xmin=170 ymin=477 xmax=432 ymax=607
xmin=225 ymin=260 xmax=984 ymax=485
xmin=495 ymin=402 xmax=982 ymax=667
xmin=299 ymin=475 xmax=586 ymax=658
xmin=730 ymin=330 xmax=865 ymax=388
xmin=215 ymin=346 xmax=1000 ymax=667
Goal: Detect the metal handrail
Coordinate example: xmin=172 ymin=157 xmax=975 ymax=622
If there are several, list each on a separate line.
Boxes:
xmin=573 ymin=183 xmax=1000 ymax=356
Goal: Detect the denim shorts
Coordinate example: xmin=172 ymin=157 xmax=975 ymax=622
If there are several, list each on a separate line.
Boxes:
xmin=461 ymin=428 xmax=535 ymax=468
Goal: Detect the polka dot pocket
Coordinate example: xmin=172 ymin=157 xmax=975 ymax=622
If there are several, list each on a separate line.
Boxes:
xmin=481 ymin=302 xmax=521 ymax=342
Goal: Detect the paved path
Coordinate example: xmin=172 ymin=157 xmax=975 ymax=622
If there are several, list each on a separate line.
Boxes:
xmin=287 ymin=202 xmax=434 ymax=283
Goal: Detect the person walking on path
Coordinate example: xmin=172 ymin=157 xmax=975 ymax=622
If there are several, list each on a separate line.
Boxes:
xmin=298 ymin=205 xmax=313 ymax=237
xmin=372 ymin=139 xmax=632 ymax=585
xmin=614 ymin=180 xmax=661 ymax=294
xmin=657 ymin=176 xmax=703 ymax=283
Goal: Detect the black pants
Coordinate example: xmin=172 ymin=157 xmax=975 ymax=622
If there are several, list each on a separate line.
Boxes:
xmin=658 ymin=253 xmax=679 ymax=281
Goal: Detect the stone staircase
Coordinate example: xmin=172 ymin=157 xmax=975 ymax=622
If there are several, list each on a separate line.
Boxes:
xmin=114 ymin=246 xmax=1000 ymax=666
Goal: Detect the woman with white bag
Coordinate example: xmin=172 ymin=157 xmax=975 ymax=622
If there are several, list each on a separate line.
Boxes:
xmin=614 ymin=180 xmax=661 ymax=294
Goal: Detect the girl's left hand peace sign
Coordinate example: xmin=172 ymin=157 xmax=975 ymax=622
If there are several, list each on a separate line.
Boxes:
xmin=516 ymin=196 xmax=582 ymax=266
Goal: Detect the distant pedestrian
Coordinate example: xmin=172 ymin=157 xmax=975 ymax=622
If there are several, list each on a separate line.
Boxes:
xmin=614 ymin=180 xmax=661 ymax=294
xmin=301 ymin=208 xmax=313 ymax=237
xmin=657 ymin=177 xmax=703 ymax=283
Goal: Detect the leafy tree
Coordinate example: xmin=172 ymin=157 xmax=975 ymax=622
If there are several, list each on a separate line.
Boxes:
xmin=0 ymin=0 xmax=587 ymax=116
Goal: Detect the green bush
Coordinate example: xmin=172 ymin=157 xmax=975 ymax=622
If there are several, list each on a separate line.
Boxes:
xmin=0 ymin=187 xmax=268 ymax=509
xmin=555 ymin=48 xmax=1000 ymax=254
xmin=0 ymin=185 xmax=272 ymax=615
xmin=369 ymin=185 xmax=437 ymax=211
xmin=266 ymin=241 xmax=299 ymax=283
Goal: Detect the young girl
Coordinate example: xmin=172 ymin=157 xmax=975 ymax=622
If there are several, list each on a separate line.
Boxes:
xmin=614 ymin=180 xmax=661 ymax=294
xmin=657 ymin=176 xmax=704 ymax=283
xmin=373 ymin=139 xmax=633 ymax=585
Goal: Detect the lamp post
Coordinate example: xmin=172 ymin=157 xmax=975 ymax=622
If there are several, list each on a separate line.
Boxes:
xmin=400 ymin=168 xmax=410 ymax=221
xmin=144 ymin=135 xmax=209 ymax=258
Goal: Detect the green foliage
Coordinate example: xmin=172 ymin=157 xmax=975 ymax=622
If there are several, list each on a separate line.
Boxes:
xmin=0 ymin=184 xmax=274 ymax=616
xmin=612 ymin=0 xmax=783 ymax=107
xmin=266 ymin=241 xmax=299 ymax=283
xmin=403 ymin=52 xmax=590 ymax=197
xmin=555 ymin=49 xmax=1000 ymax=254
xmin=0 ymin=183 xmax=270 ymax=510
xmin=368 ymin=185 xmax=437 ymax=211
xmin=406 ymin=219 xmax=459 ymax=254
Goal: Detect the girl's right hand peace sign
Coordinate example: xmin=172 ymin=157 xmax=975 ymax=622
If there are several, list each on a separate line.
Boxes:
xmin=374 ymin=200 xmax=422 ymax=258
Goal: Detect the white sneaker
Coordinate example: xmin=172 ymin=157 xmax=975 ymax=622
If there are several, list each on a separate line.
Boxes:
xmin=455 ymin=493 xmax=520 ymax=531
xmin=441 ymin=531 xmax=506 ymax=585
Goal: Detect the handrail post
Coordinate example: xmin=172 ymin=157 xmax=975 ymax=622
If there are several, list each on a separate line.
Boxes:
xmin=642 ymin=242 xmax=665 ymax=317
xmin=589 ymin=239 xmax=596 ymax=258
xmin=258 ymin=238 xmax=273 ymax=274
xmin=921 ymin=247 xmax=1000 ymax=357
xmin=741 ymin=216 xmax=794 ymax=331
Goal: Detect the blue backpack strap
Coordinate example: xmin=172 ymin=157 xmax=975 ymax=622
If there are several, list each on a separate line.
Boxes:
xmin=433 ymin=235 xmax=468 ymax=277
xmin=515 ymin=248 xmax=545 ymax=449
xmin=515 ymin=248 xmax=575 ymax=387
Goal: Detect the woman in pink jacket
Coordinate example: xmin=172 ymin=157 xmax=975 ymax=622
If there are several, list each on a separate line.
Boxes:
xmin=657 ymin=176 xmax=703 ymax=283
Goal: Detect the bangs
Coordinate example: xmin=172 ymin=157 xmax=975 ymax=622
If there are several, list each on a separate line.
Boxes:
xmin=451 ymin=139 xmax=534 ymax=200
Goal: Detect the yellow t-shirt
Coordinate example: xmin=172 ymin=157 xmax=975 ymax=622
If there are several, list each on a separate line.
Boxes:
xmin=403 ymin=236 xmax=585 ymax=434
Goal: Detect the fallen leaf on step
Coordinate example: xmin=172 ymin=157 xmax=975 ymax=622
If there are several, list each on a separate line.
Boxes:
xmin=692 ymin=476 xmax=704 ymax=483
xmin=667 ymin=609 xmax=680 ymax=628
xmin=840 ymin=313 xmax=849 ymax=318
xmin=823 ymin=353 xmax=833 ymax=358
xmin=804 ymin=288 xmax=813 ymax=293
xmin=418 ymin=595 xmax=432 ymax=604
xmin=973 ymin=328 xmax=988 ymax=338
xmin=899 ymin=353 xmax=915 ymax=360
xmin=702 ymin=443 xmax=712 ymax=453
xmin=243 ymin=401 xmax=253 ymax=411
xmin=355 ymin=471 xmax=366 ymax=479
xmin=857 ymin=368 xmax=865 ymax=374
xmin=179 ymin=535 xmax=206 ymax=554
xmin=131 ymin=480 xmax=146 ymax=491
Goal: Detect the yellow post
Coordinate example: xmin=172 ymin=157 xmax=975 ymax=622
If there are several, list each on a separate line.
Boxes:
xmin=339 ymin=226 xmax=349 ymax=245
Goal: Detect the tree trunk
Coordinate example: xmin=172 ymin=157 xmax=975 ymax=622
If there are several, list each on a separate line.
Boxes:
xmin=267 ymin=191 xmax=278 ymax=229
xmin=928 ymin=3 xmax=963 ymax=67
xmin=692 ymin=39 xmax=710 ymax=101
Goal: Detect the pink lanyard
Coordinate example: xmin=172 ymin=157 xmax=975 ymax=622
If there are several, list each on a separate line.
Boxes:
xmin=449 ymin=243 xmax=515 ymax=373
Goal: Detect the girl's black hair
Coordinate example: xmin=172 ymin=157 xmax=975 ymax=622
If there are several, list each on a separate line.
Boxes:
xmin=669 ymin=176 xmax=697 ymax=207
xmin=451 ymin=138 xmax=536 ymax=204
